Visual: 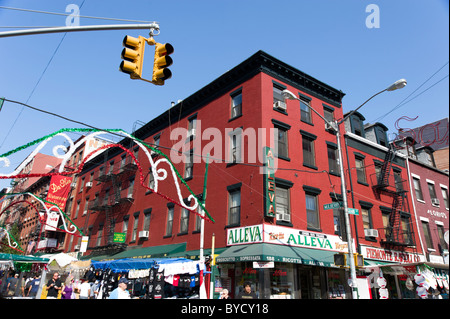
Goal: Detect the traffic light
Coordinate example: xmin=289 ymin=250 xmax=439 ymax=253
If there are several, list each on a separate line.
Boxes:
xmin=152 ymin=42 xmax=174 ymax=85
xmin=120 ymin=35 xmax=146 ymax=79
xmin=334 ymin=253 xmax=347 ymax=267
xmin=354 ymin=253 xmax=364 ymax=268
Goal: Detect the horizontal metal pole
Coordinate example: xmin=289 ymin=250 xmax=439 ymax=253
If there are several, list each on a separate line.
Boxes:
xmin=0 ymin=23 xmax=159 ymax=38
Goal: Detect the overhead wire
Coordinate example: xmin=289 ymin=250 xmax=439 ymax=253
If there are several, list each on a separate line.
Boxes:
xmin=0 ymin=6 xmax=155 ymax=23
xmin=372 ymin=61 xmax=449 ymax=123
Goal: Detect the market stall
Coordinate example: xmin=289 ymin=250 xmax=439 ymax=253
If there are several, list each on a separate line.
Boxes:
xmin=363 ymin=261 xmax=449 ymax=299
xmin=0 ymin=253 xmax=49 ymax=298
xmin=90 ymin=257 xmax=205 ymax=299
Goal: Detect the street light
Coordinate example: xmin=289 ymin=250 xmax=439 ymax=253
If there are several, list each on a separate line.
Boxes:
xmin=283 ymin=79 xmax=406 ymax=299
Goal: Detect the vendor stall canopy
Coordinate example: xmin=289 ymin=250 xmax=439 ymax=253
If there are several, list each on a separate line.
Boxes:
xmin=91 ymin=257 xmax=205 ymax=273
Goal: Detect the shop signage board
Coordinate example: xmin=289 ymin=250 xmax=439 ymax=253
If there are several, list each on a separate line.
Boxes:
xmin=227 ymin=225 xmax=263 ymax=245
xmin=264 ymin=224 xmax=351 ymax=252
xmin=226 ymin=224 xmax=351 ymax=253
xmin=360 ymin=245 xmax=425 ymax=264
xmin=113 ymin=232 xmax=126 ymax=243
xmin=263 ymin=146 xmax=276 ymax=218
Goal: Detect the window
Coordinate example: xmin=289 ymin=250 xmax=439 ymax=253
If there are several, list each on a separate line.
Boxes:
xmin=401 ymin=214 xmax=412 ymax=244
xmin=165 ymin=205 xmax=174 ymax=236
xmin=362 ymin=208 xmax=371 ymax=230
xmin=131 ymin=213 xmax=139 ymax=241
xmin=185 ymin=150 xmax=194 ymax=179
xmin=360 ymin=201 xmax=374 ymax=233
xmin=96 ymin=224 xmax=103 ymax=246
xmin=74 ymin=201 xmax=80 ymax=219
xmin=80 ymin=176 xmax=85 ymax=192
xmin=300 ymin=97 xmax=312 ymax=124
xmin=275 ymin=128 xmax=288 ymax=159
xmin=304 ymin=186 xmax=321 ymax=230
xmin=143 ymin=209 xmax=151 ymax=232
xmin=228 ymin=189 xmax=241 ymax=226
xmin=375 ymin=126 xmax=388 ymax=147
xmin=180 ymin=208 xmax=189 ymax=234
xmin=276 ymin=186 xmax=290 ymax=222
xmin=327 ymin=143 xmax=339 ymax=175
xmin=323 ymin=106 xmax=335 ymax=131
xmin=421 ymin=221 xmax=433 ymax=248
xmin=108 ymin=160 xmax=114 ymax=174
xmin=306 ymin=194 xmax=319 ymax=230
xmin=428 ymin=181 xmax=438 ymax=205
xmin=355 ymin=156 xmax=367 ymax=184
xmin=441 ymin=186 xmax=449 ymax=209
xmin=188 ymin=116 xmax=197 ymax=138
xmin=301 ymin=131 xmax=316 ymax=168
xmin=374 ymin=161 xmax=383 ymax=181
xmin=393 ymin=170 xmax=403 ymax=192
xmin=437 ymin=224 xmax=448 ymax=251
xmin=231 ymin=90 xmax=242 ymax=118
xmin=148 ymin=169 xmax=155 ymax=190
xmin=381 ymin=210 xmax=392 ymax=240
xmin=122 ymin=217 xmax=129 ymax=234
xmin=228 ymin=131 xmax=242 ymax=164
xmin=273 ymin=84 xmax=286 ymax=110
xmin=128 ymin=178 xmax=134 ymax=197
xmin=413 ymin=177 xmax=424 ymax=201
xmin=351 ymin=115 xmax=365 ymax=137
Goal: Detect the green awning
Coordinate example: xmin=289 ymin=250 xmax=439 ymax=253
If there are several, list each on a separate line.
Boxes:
xmin=216 ymin=243 xmax=337 ymax=267
xmin=0 ymin=253 xmax=49 ymax=263
xmin=110 ymin=242 xmax=187 ymax=259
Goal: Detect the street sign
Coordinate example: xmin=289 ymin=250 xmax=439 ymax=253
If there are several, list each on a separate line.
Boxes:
xmin=323 ymin=202 xmax=342 ymax=210
xmin=347 ymin=208 xmax=359 ymax=215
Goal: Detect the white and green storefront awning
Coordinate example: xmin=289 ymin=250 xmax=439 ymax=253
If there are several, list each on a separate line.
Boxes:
xmin=216 ymin=243 xmax=337 ymax=267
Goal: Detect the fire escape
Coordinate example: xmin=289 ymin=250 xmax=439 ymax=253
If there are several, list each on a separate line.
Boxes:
xmin=372 ymin=144 xmax=416 ymax=250
xmin=87 ymin=150 xmax=137 ymax=255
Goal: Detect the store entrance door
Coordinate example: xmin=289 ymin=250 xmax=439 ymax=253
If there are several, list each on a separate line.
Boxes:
xmin=298 ymin=268 xmax=312 ymax=299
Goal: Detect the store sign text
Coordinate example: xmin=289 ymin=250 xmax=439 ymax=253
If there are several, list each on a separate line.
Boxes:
xmin=227 ymin=225 xmax=263 ymax=245
xmin=364 ymin=247 xmax=422 ymax=263
xmin=287 ymin=234 xmax=333 ymax=249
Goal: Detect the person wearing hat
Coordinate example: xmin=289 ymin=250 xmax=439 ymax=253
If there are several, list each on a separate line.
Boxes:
xmin=108 ymin=277 xmax=130 ymax=299
xmin=236 ymin=281 xmax=257 ymax=299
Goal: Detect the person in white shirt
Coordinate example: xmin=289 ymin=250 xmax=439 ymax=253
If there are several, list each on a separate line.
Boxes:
xmin=79 ymin=279 xmax=91 ymax=299
xmin=108 ymin=277 xmax=130 ymax=299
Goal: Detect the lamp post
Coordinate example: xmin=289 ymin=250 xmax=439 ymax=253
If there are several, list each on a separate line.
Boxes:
xmin=283 ymin=78 xmax=406 ymax=299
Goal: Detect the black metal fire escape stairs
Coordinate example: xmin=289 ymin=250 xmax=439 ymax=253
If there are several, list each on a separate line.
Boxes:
xmin=373 ymin=144 xmax=417 ymax=251
xmin=87 ymin=146 xmax=137 ymax=254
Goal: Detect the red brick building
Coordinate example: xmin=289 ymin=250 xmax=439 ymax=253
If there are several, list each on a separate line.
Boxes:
xmin=62 ymin=51 xmax=441 ymax=299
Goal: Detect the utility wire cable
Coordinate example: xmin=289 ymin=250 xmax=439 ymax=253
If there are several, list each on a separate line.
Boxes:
xmin=0 ymin=6 xmax=155 ymax=23
xmin=372 ymin=61 xmax=449 ymax=123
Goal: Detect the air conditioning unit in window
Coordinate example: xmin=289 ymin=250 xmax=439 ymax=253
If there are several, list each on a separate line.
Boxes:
xmin=431 ymin=198 xmax=440 ymax=206
xmin=74 ymin=245 xmax=80 ymax=250
xmin=139 ymin=231 xmax=149 ymax=239
xmin=274 ymin=100 xmax=287 ymax=111
xmin=364 ymin=228 xmax=379 ymax=238
xmin=85 ymin=182 xmax=93 ymax=188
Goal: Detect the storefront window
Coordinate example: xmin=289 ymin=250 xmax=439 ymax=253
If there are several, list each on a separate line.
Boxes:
xmin=327 ymin=269 xmax=350 ymax=299
xmin=269 ymin=264 xmax=296 ymax=299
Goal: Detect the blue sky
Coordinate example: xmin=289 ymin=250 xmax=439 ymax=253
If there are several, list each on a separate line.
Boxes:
xmin=0 ymin=0 xmax=448 ymax=190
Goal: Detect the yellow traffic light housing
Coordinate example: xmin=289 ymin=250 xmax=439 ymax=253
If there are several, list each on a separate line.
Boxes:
xmin=120 ymin=35 xmax=146 ymax=79
xmin=334 ymin=253 xmax=347 ymax=267
xmin=354 ymin=253 xmax=364 ymax=268
xmin=152 ymin=42 xmax=174 ymax=85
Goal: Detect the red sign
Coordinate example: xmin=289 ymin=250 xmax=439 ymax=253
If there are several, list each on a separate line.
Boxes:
xmin=45 ymin=175 xmax=73 ymax=211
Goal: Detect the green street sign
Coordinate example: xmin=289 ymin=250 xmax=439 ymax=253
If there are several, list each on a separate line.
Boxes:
xmin=0 ymin=98 xmax=5 ymax=112
xmin=323 ymin=202 xmax=342 ymax=210
xmin=113 ymin=232 xmax=126 ymax=243
xmin=347 ymin=208 xmax=359 ymax=215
